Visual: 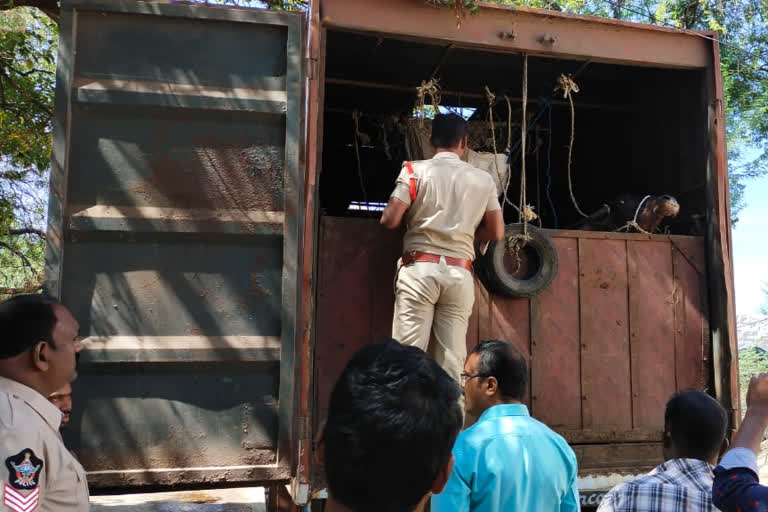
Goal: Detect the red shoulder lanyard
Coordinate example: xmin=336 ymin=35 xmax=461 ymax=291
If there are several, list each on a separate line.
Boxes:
xmin=405 ymin=161 xmax=417 ymax=202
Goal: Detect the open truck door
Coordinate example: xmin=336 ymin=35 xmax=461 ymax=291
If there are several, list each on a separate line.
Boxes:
xmin=44 ymin=0 xmax=306 ymax=492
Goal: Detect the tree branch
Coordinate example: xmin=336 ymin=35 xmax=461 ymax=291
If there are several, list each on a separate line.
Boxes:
xmin=0 ymin=0 xmax=60 ymax=22
xmin=0 ymin=285 xmax=43 ymax=295
xmin=16 ymin=68 xmax=55 ymax=77
xmin=0 ymin=69 xmax=53 ymax=117
xmin=0 ymin=240 xmax=41 ymax=280
xmin=9 ymin=228 xmax=46 ymax=239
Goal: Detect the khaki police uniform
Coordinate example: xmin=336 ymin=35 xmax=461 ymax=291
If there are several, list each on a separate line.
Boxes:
xmin=390 ymin=151 xmax=501 ymax=384
xmin=0 ymin=376 xmax=89 ymax=512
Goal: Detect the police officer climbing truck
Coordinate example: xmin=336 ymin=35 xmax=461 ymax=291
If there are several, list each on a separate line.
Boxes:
xmin=380 ymin=113 xmax=506 ymax=389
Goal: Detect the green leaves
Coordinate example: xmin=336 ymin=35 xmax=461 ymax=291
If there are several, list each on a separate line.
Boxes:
xmin=0 ymin=6 xmax=56 ymax=295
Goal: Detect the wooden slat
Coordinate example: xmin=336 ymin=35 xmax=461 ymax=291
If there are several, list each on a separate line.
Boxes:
xmin=669 ymin=236 xmax=706 ymax=276
xmin=477 ymin=277 xmax=492 ymax=341
xmin=488 ymin=295 xmax=531 ymax=405
xmin=314 ymin=218 xmax=375 ymax=414
xmin=628 ymin=241 xmax=676 ymax=431
xmin=549 ymin=229 xmax=703 ymax=243
xmin=574 ymin=442 xmax=663 ymax=474
xmin=531 ymin=237 xmax=581 ymax=428
xmin=465 ymin=279 xmax=482 ymax=353
xmin=674 ymin=243 xmax=708 ymax=391
xmin=579 ymin=238 xmax=632 ymax=430
xmin=370 ymin=229 xmax=402 ymax=340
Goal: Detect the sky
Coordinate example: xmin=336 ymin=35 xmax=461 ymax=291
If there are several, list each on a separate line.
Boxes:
xmin=733 ymin=175 xmax=768 ymax=316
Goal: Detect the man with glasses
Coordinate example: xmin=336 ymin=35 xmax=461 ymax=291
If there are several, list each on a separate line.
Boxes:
xmin=432 ymin=339 xmax=580 ymax=512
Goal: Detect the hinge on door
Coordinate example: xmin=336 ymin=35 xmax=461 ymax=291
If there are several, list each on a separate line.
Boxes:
xmin=305 ymin=57 xmax=318 ymax=81
xmin=297 ymin=415 xmax=311 ymax=440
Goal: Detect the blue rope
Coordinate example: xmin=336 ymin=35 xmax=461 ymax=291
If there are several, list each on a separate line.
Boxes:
xmin=544 ymin=100 xmax=558 ymax=229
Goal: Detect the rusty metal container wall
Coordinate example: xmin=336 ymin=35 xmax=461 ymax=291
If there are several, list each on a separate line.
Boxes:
xmin=44 ymin=0 xmax=303 ymax=489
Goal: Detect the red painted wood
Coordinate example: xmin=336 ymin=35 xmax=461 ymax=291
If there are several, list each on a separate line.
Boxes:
xmin=313 ymin=219 xmax=709 ymax=445
xmin=370 ymin=228 xmax=402 ymax=341
xmin=531 ymin=237 xmax=581 ymax=428
xmin=314 ymin=217 xmax=376 ymax=416
xmin=465 ymin=279 xmax=482 ymax=354
xmin=488 ymin=295 xmax=531 ymax=405
xmin=477 ymin=277 xmax=492 ymax=342
xmin=674 ymin=243 xmax=708 ymax=391
xmin=579 ymin=238 xmax=632 ymax=430
xmin=628 ymin=241 xmax=676 ymax=431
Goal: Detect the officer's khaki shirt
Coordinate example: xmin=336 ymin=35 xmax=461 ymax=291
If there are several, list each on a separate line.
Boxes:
xmin=0 ymin=376 xmax=89 ymax=511
xmin=391 ymin=151 xmax=502 ymax=261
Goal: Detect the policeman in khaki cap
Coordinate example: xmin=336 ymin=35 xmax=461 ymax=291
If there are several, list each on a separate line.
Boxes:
xmin=0 ymin=294 xmax=89 ymax=511
xmin=380 ymin=113 xmax=505 ymax=387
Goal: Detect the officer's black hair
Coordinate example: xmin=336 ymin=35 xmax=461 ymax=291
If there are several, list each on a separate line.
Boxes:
xmin=471 ymin=339 xmax=528 ymax=400
xmin=323 ymin=337 xmax=462 ymax=512
xmin=430 ymin=113 xmax=467 ymax=149
xmin=0 ymin=294 xmax=59 ymax=359
xmin=665 ymin=390 xmax=727 ymax=461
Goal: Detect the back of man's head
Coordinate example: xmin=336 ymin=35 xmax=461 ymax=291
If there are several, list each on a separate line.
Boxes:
xmin=664 ymin=391 xmax=727 ymax=462
xmin=471 ymin=339 xmax=528 ymax=401
xmin=0 ymin=294 xmax=58 ymax=359
xmin=430 ymin=113 xmax=467 ymax=149
xmin=323 ymin=338 xmax=463 ymax=512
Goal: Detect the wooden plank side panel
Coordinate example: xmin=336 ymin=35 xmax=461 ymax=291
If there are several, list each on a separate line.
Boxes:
xmin=488 ymin=295 xmax=531 ymax=405
xmin=628 ymin=241 xmax=676 ymax=431
xmin=674 ymin=243 xmax=708 ymax=392
xmin=314 ymin=218 xmax=375 ymax=416
xmin=369 ymin=228 xmax=402 ymax=340
xmin=531 ymin=237 xmax=581 ymax=429
xmin=579 ymin=238 xmax=632 ymax=430
xmin=465 ymin=279 xmax=482 ymax=353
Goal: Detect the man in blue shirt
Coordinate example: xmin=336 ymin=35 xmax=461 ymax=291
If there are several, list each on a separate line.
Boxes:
xmin=432 ymin=339 xmax=580 ymax=512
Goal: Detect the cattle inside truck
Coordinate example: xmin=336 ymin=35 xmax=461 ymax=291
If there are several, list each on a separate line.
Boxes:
xmin=45 ymin=0 xmax=738 ymax=508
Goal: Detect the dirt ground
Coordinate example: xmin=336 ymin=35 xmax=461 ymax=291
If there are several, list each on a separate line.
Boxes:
xmin=90 ymin=487 xmax=266 ymax=512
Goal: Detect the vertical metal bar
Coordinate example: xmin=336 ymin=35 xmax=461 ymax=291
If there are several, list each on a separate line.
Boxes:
xmin=279 ymin=12 xmax=305 ymax=466
xmin=291 ymin=0 xmax=325 ymax=504
xmin=44 ymin=2 xmax=78 ymax=298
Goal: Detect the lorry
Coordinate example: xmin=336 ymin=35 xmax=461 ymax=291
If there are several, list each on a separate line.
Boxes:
xmin=44 ymin=0 xmax=739 ymax=508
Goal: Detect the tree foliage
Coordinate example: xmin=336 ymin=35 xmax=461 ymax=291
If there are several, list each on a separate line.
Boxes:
xmin=739 ymin=346 xmax=768 ymax=410
xmin=0 ymin=6 xmax=56 ymax=296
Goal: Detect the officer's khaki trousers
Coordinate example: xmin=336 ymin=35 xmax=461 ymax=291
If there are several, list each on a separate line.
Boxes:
xmin=392 ymin=258 xmax=475 ymax=385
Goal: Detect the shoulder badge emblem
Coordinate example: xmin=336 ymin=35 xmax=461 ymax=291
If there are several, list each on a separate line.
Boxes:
xmin=4 ymin=450 xmax=43 ymax=490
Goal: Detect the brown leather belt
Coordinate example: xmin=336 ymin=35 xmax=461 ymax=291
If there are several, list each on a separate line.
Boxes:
xmin=402 ymin=251 xmax=472 ymax=271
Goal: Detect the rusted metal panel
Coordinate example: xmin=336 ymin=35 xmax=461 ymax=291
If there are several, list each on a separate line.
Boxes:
xmin=321 ymin=0 xmax=711 ymax=69
xmin=627 ymin=241 xmax=675 ymax=431
xmin=531 ymin=236 xmax=581 ymax=429
xmin=579 ymin=238 xmax=632 ymax=430
xmin=674 ymin=242 xmax=709 ymax=391
xmin=46 ymin=0 xmax=304 ymax=489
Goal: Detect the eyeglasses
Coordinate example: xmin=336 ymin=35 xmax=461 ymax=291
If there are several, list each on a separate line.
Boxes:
xmin=460 ymin=372 xmax=487 ymax=385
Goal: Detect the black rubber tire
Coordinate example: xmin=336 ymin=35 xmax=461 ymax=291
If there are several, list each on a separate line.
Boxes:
xmin=475 ymin=224 xmax=559 ymax=298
